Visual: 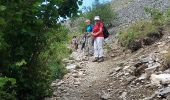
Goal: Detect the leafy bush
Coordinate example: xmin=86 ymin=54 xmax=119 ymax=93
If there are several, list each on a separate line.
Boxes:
xmin=85 ymin=3 xmax=117 ymax=27
xmin=0 ymin=77 xmax=16 ymax=87
xmin=165 ymin=8 xmax=170 ymax=25
xmin=165 ymin=50 xmax=170 ymax=67
xmin=0 ymin=77 xmax=16 ymax=100
xmin=73 ymin=2 xmax=117 ymax=34
xmin=40 ymin=26 xmax=70 ymax=80
xmin=145 ymin=7 xmax=170 ymax=26
xmin=118 ymin=21 xmax=158 ymax=48
xmin=0 ymin=0 xmax=81 ymax=100
xmin=145 ymin=7 xmax=164 ymax=26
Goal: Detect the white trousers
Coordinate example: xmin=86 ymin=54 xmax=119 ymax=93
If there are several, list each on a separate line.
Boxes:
xmin=94 ymin=37 xmax=104 ymax=58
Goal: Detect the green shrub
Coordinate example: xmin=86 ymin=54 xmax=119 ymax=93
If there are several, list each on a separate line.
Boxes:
xmin=165 ymin=50 xmax=170 ymax=68
xmin=85 ymin=3 xmax=117 ymax=27
xmin=144 ymin=7 xmax=164 ymax=26
xmin=145 ymin=7 xmax=170 ymax=26
xmin=0 ymin=77 xmax=16 ymax=100
xmin=40 ymin=26 xmax=70 ymax=80
xmin=0 ymin=0 xmax=81 ymax=99
xmin=76 ymin=2 xmax=117 ymax=33
xmin=0 ymin=91 xmax=16 ymax=100
xmin=118 ymin=21 xmax=158 ymax=48
xmin=0 ymin=77 xmax=16 ymax=87
xmin=165 ymin=8 xmax=170 ymax=25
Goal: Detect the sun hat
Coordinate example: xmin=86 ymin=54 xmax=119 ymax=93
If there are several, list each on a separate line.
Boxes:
xmin=94 ymin=16 xmax=100 ymax=20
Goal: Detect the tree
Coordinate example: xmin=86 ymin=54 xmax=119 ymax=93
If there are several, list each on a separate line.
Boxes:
xmin=0 ymin=0 xmax=82 ymax=99
xmin=92 ymin=0 xmax=100 ymax=8
xmin=86 ymin=2 xmax=117 ymax=27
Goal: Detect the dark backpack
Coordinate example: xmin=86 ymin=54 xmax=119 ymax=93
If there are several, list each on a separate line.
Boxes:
xmin=103 ymin=25 xmax=109 ymax=39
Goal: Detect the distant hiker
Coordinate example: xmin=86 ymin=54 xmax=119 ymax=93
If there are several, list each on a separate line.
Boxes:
xmin=80 ymin=34 xmax=86 ymax=51
xmin=91 ymin=16 xmax=104 ymax=62
xmin=84 ymin=19 xmax=94 ymax=56
xmin=71 ymin=36 xmax=78 ymax=51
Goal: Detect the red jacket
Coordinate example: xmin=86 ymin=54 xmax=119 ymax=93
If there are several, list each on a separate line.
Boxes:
xmin=92 ymin=22 xmax=104 ymax=38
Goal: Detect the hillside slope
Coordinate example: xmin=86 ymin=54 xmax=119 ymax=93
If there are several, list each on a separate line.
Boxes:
xmin=46 ymin=0 xmax=170 ymax=100
xmin=46 ymin=26 xmax=170 ymax=100
xmin=112 ymin=0 xmax=170 ymax=29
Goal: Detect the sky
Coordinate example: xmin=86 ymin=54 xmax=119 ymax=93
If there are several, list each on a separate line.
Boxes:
xmin=80 ymin=0 xmax=112 ymax=12
xmin=82 ymin=0 xmax=112 ymax=7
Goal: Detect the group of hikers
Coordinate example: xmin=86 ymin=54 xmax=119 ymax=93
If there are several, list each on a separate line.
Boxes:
xmin=71 ymin=16 xmax=108 ymax=62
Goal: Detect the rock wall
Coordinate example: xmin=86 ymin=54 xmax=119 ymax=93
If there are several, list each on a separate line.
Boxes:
xmin=64 ymin=0 xmax=170 ymax=36
xmin=112 ymin=0 xmax=170 ymax=30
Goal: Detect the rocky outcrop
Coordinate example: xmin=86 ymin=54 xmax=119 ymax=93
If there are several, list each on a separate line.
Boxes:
xmin=112 ymin=0 xmax=170 ymax=29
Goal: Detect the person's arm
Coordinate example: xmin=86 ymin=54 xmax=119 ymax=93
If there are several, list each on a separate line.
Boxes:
xmin=92 ymin=23 xmax=103 ymax=36
xmin=93 ymin=27 xmax=102 ymax=36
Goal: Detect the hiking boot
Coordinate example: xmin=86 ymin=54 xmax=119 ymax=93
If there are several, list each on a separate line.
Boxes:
xmin=92 ymin=57 xmax=98 ymax=62
xmin=98 ymin=57 xmax=104 ymax=62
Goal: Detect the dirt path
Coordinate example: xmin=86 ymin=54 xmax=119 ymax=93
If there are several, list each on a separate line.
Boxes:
xmin=54 ymin=58 xmax=119 ymax=100
xmin=47 ymin=38 xmax=126 ymax=100
xmin=47 ymin=27 xmax=170 ymax=100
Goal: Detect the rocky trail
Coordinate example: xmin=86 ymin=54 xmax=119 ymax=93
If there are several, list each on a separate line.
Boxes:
xmin=45 ymin=0 xmax=170 ymax=99
xmin=46 ymin=27 xmax=170 ymax=100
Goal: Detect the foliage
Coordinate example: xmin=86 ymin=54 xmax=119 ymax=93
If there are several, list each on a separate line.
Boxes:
xmin=0 ymin=77 xmax=16 ymax=87
xmin=144 ymin=7 xmax=164 ymax=26
xmin=118 ymin=7 xmax=170 ymax=51
xmin=0 ymin=77 xmax=16 ymax=100
xmin=144 ymin=7 xmax=170 ymax=26
xmin=165 ymin=50 xmax=170 ymax=61
xmin=85 ymin=3 xmax=117 ymax=27
xmin=165 ymin=8 xmax=170 ymax=25
xmin=73 ymin=2 xmax=117 ymax=36
xmin=0 ymin=0 xmax=82 ymax=99
xmin=40 ymin=26 xmax=70 ymax=79
xmin=118 ymin=21 xmax=158 ymax=48
xmin=165 ymin=50 xmax=170 ymax=67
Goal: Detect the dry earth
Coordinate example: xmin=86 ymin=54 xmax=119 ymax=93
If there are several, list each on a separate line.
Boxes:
xmin=45 ymin=27 xmax=170 ymax=100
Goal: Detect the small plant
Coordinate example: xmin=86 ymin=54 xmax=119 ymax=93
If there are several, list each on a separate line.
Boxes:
xmin=40 ymin=26 xmax=70 ymax=80
xmin=165 ymin=50 xmax=170 ymax=67
xmin=86 ymin=3 xmax=117 ymax=27
xmin=118 ymin=20 xmax=163 ymax=52
xmin=144 ymin=7 xmax=164 ymax=26
xmin=165 ymin=8 xmax=170 ymax=25
xmin=0 ymin=77 xmax=16 ymax=100
xmin=118 ymin=21 xmax=158 ymax=47
xmin=104 ymin=44 xmax=112 ymax=51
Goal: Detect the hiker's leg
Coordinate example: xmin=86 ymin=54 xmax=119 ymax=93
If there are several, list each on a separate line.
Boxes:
xmin=81 ymin=43 xmax=85 ymax=52
xmin=95 ymin=37 xmax=101 ymax=57
xmin=89 ymin=37 xmax=94 ymax=55
xmin=93 ymin=38 xmax=98 ymax=58
xmin=85 ymin=37 xmax=89 ymax=55
xmin=87 ymin=37 xmax=90 ymax=53
xmin=92 ymin=38 xmax=99 ymax=62
xmin=97 ymin=37 xmax=104 ymax=58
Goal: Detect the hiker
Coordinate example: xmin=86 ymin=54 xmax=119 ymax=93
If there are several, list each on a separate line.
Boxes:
xmin=71 ymin=36 xmax=78 ymax=51
xmin=84 ymin=19 xmax=94 ymax=56
xmin=91 ymin=16 xmax=104 ymax=62
xmin=80 ymin=34 xmax=86 ymax=51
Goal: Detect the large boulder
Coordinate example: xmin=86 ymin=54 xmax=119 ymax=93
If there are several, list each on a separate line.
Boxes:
xmin=151 ymin=74 xmax=170 ymax=86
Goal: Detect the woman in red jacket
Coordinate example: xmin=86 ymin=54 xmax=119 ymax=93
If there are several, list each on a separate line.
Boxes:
xmin=91 ymin=16 xmax=104 ymax=62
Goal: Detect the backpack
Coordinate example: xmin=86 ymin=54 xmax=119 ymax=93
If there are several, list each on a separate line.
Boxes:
xmin=103 ymin=25 xmax=109 ymax=39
